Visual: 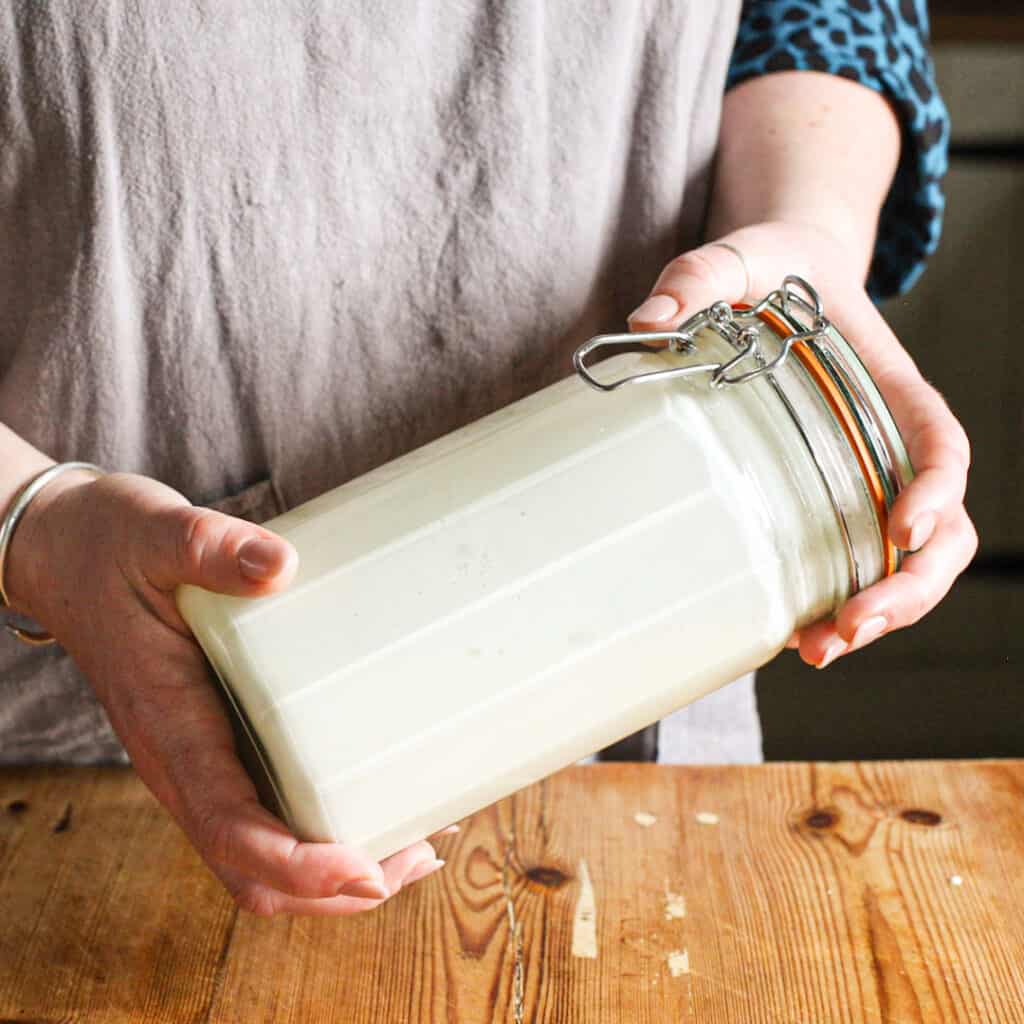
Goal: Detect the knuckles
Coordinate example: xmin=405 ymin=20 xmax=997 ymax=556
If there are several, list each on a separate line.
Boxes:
xmin=198 ymin=814 xmax=283 ymax=915
xmin=948 ymin=423 xmax=972 ymax=471
xmin=905 ymin=586 xmax=932 ymax=628
xmin=666 ymin=249 xmax=721 ymax=290
xmin=175 ymin=507 xmax=229 ymax=579
xmin=192 ymin=805 xmax=241 ymax=869
xmin=960 ymin=512 xmax=980 ymax=565
xmin=957 ymin=426 xmax=972 ymax=469
xmin=228 ymin=881 xmax=282 ymax=917
xmin=929 ymin=388 xmax=972 ymax=469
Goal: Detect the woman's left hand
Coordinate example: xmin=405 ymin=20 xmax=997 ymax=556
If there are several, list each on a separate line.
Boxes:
xmin=628 ymin=220 xmax=978 ymax=668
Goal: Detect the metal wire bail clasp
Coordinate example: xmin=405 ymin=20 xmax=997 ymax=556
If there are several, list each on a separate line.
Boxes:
xmin=573 ymin=275 xmax=831 ymax=394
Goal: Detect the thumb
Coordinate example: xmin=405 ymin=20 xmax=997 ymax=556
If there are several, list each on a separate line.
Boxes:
xmin=627 ymin=241 xmax=750 ymax=333
xmin=142 ymin=504 xmax=299 ymax=596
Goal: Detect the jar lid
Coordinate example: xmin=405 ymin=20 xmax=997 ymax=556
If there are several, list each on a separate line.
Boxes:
xmin=573 ymin=276 xmax=914 ymax=588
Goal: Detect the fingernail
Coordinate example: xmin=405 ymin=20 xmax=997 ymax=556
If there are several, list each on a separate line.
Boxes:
xmin=439 ymin=824 xmax=460 ymax=835
xmin=627 ymin=294 xmax=679 ymax=325
xmin=816 ymin=639 xmax=846 ymax=670
xmin=403 ymin=858 xmax=445 ymax=887
xmin=339 ymin=877 xmax=390 ymax=900
xmin=238 ymin=538 xmax=282 ymax=581
xmin=851 ymin=616 xmax=887 ymax=650
xmin=908 ymin=512 xmax=936 ymax=552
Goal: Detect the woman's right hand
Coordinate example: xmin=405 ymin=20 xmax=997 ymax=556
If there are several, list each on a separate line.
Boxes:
xmin=5 ymin=469 xmax=446 ymax=915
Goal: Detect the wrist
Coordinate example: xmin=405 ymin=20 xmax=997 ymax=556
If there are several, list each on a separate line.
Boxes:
xmin=3 ymin=467 xmax=99 ymax=623
xmin=708 ymin=219 xmax=870 ymax=296
xmin=766 ymin=213 xmax=873 ymax=280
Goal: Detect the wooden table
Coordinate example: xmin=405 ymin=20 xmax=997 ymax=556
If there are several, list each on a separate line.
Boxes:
xmin=2 ymin=761 xmax=1024 ymax=1023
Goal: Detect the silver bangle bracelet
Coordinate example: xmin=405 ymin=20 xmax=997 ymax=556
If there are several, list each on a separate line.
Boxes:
xmin=0 ymin=461 xmax=106 ymax=646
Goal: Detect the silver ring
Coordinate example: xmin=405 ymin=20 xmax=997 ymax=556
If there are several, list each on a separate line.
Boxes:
xmin=708 ymin=241 xmax=750 ymax=298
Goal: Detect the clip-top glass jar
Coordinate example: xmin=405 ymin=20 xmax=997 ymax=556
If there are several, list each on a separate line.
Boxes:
xmin=177 ymin=276 xmax=912 ymax=861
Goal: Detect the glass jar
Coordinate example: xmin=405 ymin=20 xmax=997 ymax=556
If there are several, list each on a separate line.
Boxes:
xmin=177 ymin=277 xmax=911 ymax=861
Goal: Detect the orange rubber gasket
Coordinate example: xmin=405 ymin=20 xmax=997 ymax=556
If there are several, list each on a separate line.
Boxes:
xmin=736 ymin=304 xmax=898 ymax=578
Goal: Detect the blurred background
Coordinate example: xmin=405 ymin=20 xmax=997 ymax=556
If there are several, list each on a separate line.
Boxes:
xmin=757 ymin=1 xmax=1024 ymax=760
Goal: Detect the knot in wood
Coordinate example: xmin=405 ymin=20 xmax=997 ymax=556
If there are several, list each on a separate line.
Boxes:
xmin=525 ymin=865 xmax=570 ymax=889
xmin=805 ymin=809 xmax=837 ymax=830
xmin=901 ymin=808 xmax=942 ymax=827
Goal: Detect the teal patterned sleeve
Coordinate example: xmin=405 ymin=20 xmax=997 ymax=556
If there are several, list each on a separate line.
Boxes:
xmin=728 ymin=0 xmax=950 ymax=300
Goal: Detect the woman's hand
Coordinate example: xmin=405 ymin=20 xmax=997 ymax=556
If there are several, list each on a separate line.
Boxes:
xmin=628 ymin=220 xmax=977 ymax=668
xmin=4 ymin=469 xmax=446 ymax=915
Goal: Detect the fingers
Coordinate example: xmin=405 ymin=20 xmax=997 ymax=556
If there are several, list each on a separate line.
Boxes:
xmin=796 ymin=506 xmax=977 ymax=667
xmin=430 ymin=824 xmax=460 ymax=839
xmin=812 ymin=296 xmax=973 ymax=661
xmin=889 ymin=472 xmax=953 ymax=552
xmin=887 ymin=419 xmax=971 ymax=550
xmin=836 ymin=507 xmax=978 ymax=637
xmin=214 ymin=862 xmax=388 ymax=917
xmin=142 ymin=504 xmax=298 ymax=596
xmin=112 ymin=636 xmax=448 ymax=917
xmin=149 ymin=709 xmax=387 ymax=899
xmin=380 ymin=841 xmax=445 ymax=890
xmin=214 ymin=839 xmax=446 ymax=917
xmin=635 ymin=227 xmax=975 ymax=670
xmin=627 ymin=243 xmax=750 ymax=332
xmin=197 ymin=800 xmax=391 ymax=900
xmin=788 ymin=377 xmax=973 ymax=670
xmin=209 ymin=841 xmax=444 ymax=918
xmin=160 ymin=707 xmax=447 ymax=903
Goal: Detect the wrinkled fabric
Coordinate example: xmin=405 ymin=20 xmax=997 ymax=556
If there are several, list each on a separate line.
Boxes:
xmin=0 ymin=1 xmax=757 ymax=765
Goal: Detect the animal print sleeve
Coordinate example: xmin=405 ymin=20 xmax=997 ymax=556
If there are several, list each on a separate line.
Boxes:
xmin=727 ymin=0 xmax=950 ymax=300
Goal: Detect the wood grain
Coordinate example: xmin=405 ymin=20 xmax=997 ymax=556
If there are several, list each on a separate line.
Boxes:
xmin=2 ymin=761 xmax=1024 ymax=1022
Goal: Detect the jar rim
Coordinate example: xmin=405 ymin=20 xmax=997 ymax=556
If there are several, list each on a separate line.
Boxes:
xmin=748 ymin=300 xmax=913 ymax=579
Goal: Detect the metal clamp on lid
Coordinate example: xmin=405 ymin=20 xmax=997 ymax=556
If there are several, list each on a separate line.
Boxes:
xmin=573 ymin=275 xmax=830 ymax=392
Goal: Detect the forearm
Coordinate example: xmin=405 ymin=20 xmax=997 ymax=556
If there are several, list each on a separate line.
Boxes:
xmin=707 ymin=71 xmax=901 ymax=280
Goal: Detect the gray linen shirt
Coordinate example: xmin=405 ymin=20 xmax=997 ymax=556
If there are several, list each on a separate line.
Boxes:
xmin=0 ymin=1 xmax=759 ymax=765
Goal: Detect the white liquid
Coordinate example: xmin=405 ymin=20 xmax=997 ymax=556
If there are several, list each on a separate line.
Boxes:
xmin=178 ymin=351 xmax=809 ymax=860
